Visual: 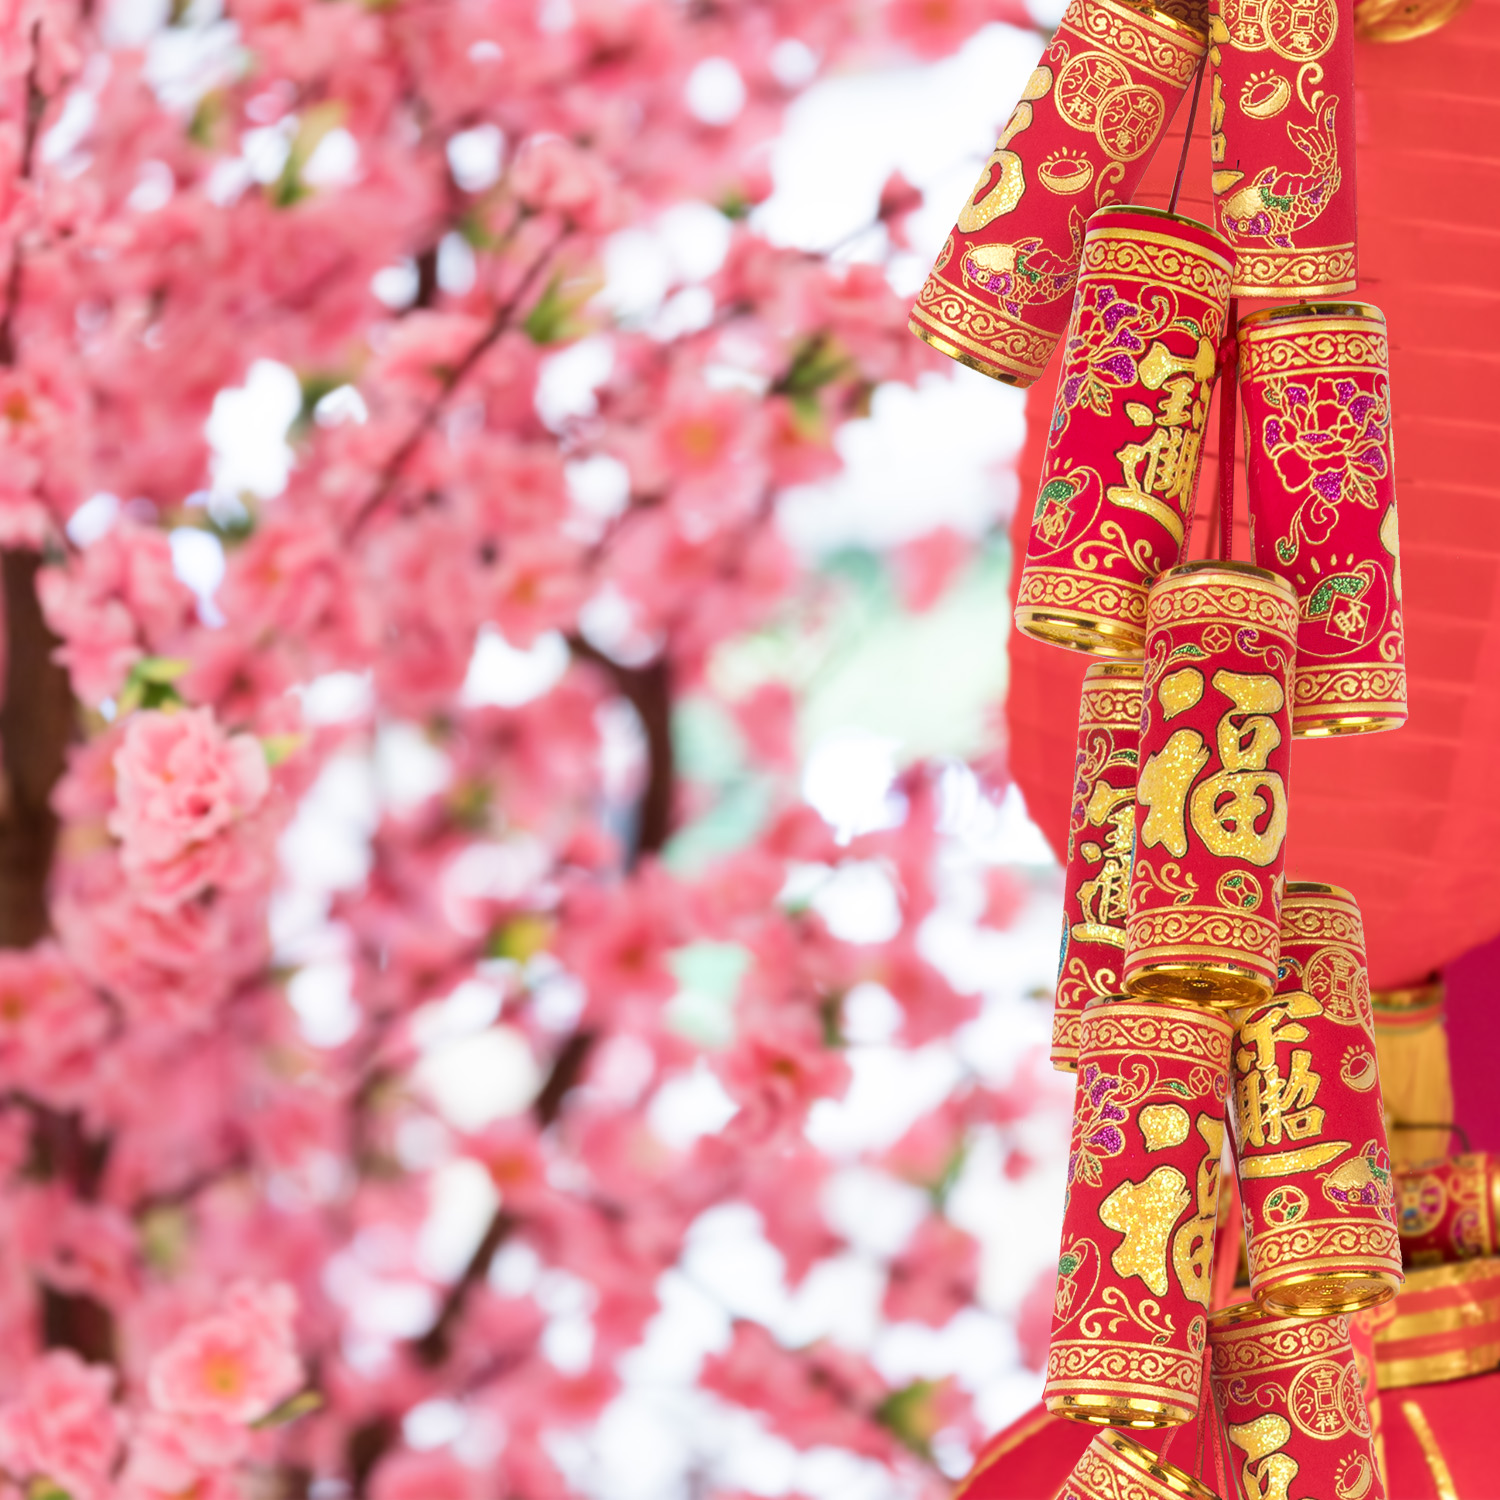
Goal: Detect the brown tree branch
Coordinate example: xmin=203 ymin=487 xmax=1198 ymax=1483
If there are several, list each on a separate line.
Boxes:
xmin=346 ymin=227 xmax=567 ymax=540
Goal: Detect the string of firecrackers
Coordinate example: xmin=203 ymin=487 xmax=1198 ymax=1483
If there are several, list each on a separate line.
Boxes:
xmin=907 ymin=0 xmax=1475 ymax=1488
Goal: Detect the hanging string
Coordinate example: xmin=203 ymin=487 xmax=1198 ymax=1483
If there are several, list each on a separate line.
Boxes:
xmin=1168 ymin=54 xmax=1207 ymax=217
xmin=1217 ymin=298 xmax=1240 ymax=561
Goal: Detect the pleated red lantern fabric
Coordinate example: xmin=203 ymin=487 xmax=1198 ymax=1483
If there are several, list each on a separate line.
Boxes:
xmin=1004 ymin=0 xmax=1500 ymax=989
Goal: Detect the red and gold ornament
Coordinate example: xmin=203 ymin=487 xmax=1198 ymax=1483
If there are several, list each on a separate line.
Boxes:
xmin=1395 ymin=1153 xmax=1500 ymax=1265
xmin=1209 ymin=1302 xmax=1385 ymax=1500
xmin=1208 ymin=0 xmax=1358 ymax=296
xmin=911 ymin=1 xmax=1208 ymax=388
xmin=1050 ymin=1430 xmax=1218 ymax=1500
xmin=1054 ymin=662 xmax=1143 ymax=1071
xmin=1015 ymin=208 xmax=1235 ymax=653
xmin=1123 ymin=560 xmax=1298 ymax=1006
xmin=1046 ymin=996 xmax=1232 ymax=1426
xmin=1241 ymin=302 xmax=1405 ymax=736
xmin=1230 ymin=883 xmax=1401 ymax=1315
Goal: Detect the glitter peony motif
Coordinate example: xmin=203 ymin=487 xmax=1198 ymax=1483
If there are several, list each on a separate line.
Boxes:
xmin=1262 ymin=376 xmax=1391 ymax=561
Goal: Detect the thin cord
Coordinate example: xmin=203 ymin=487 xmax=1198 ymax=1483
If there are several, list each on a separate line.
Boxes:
xmin=1218 ymin=298 xmax=1240 ymax=561
xmin=1168 ymin=55 xmax=1207 ymax=217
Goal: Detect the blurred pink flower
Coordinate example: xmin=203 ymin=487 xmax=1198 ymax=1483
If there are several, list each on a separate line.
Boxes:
xmin=0 ymin=1351 xmax=121 ymax=1500
xmin=109 ymin=707 xmax=270 ymax=907
xmin=148 ymin=1281 xmax=304 ymax=1426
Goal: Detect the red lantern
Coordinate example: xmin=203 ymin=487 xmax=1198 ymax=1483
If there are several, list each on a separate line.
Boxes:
xmin=911 ymin=0 xmax=1208 ymax=387
xmin=1054 ymin=662 xmax=1143 ymax=1071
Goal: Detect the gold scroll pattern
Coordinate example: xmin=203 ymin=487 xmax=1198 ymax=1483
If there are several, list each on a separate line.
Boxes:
xmin=1126 ymin=905 xmax=1282 ymax=965
xmin=1080 ymin=229 xmax=1236 ymax=304
xmin=1017 ymin=567 xmax=1152 ymax=630
xmin=1240 ymin=321 xmax=1390 ymax=381
xmin=1293 ymin=665 xmax=1408 ymax=718
xmin=1211 ymin=1312 xmax=1353 ymax=1376
xmin=1143 ymin=575 xmax=1300 ymax=639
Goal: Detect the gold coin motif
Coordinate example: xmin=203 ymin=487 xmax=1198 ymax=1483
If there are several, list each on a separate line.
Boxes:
xmin=1266 ymin=0 xmax=1339 ymax=58
xmin=1056 ymin=52 xmax=1135 ymax=132
xmin=1095 ymin=83 xmax=1167 ymax=162
xmin=1288 ymin=1359 xmax=1352 ymax=1439
xmin=1305 ymin=946 xmax=1372 ymax=1028
xmin=1219 ymin=0 xmax=1269 ymax=47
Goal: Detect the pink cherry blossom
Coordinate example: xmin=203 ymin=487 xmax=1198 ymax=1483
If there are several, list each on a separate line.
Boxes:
xmin=148 ymin=1281 xmax=304 ymax=1425
xmin=109 ymin=707 xmax=271 ymax=907
xmin=0 ymin=1351 xmax=121 ymax=1500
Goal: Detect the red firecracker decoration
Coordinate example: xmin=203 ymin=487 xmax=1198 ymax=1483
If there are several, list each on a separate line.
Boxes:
xmin=1015 ymin=208 xmax=1235 ymax=653
xmin=911 ymin=2 xmax=1208 ymax=387
xmin=1395 ymin=1153 xmax=1500 ymax=1265
xmin=1050 ymin=1430 xmax=1220 ymax=1500
xmin=1230 ymin=882 xmax=1401 ymax=1314
xmin=1208 ymin=0 xmax=1358 ymax=295
xmin=1209 ymin=1301 xmax=1386 ymax=1500
xmin=1046 ymin=997 xmax=1232 ymax=1426
xmin=1124 ymin=560 xmax=1298 ymax=1006
xmin=1241 ymin=302 xmax=1406 ymax=736
xmin=1054 ymin=662 xmax=1143 ymax=1071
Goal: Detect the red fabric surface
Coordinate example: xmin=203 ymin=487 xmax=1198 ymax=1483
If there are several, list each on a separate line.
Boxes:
xmin=1006 ymin=0 xmax=1500 ymax=987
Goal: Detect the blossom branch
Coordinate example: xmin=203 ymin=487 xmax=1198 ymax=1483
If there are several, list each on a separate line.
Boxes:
xmin=346 ymin=224 xmax=569 ymax=540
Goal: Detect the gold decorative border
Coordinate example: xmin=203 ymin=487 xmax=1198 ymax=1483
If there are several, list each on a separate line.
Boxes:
xmin=1292 ymin=664 xmax=1407 ymax=712
xmin=1064 ymin=0 xmax=1208 ymax=87
xmin=1067 ymin=1433 xmax=1220 ymax=1500
xmin=1279 ymin=891 xmax=1365 ymax=949
xmin=1017 ymin=566 xmax=1151 ymax=628
xmin=1209 ymin=1309 xmax=1353 ymax=1374
xmin=1081 ymin=1000 xmax=1234 ymax=1066
xmin=1249 ymin=1218 xmax=1403 ymax=1285
xmin=910 ymin=271 xmax=1060 ymax=384
xmin=1146 ymin=572 xmax=1299 ymax=640
xmin=1046 ymin=1337 xmax=1204 ymax=1396
xmin=1125 ymin=905 xmax=1281 ymax=965
xmin=1228 ymin=245 xmax=1358 ymax=299
xmin=1082 ymin=227 xmax=1236 ymax=300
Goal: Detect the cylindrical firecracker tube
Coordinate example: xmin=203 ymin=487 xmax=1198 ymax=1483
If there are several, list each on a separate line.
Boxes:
xmin=1230 ymin=883 xmax=1401 ymax=1315
xmin=1209 ymin=1302 xmax=1385 ymax=1500
xmin=910 ymin=1 xmax=1207 ymax=388
xmin=1015 ymin=207 xmax=1235 ymax=655
xmin=1240 ymin=303 xmax=1405 ymax=736
xmin=1051 ymin=1430 xmax=1220 ymax=1500
xmin=1123 ymin=561 xmax=1298 ymax=1007
xmin=1395 ymin=1153 xmax=1500 ymax=1265
xmin=1054 ymin=662 xmax=1145 ymax=1071
xmin=1046 ymin=996 xmax=1232 ymax=1426
xmin=1207 ymin=0 xmax=1357 ymax=297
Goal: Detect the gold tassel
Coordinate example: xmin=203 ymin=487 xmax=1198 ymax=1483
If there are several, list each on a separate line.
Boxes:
xmin=1372 ymin=979 xmax=1452 ymax=1167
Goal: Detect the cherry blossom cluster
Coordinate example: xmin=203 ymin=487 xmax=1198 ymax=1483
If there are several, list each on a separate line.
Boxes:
xmin=0 ymin=0 xmax=1044 ymax=1496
